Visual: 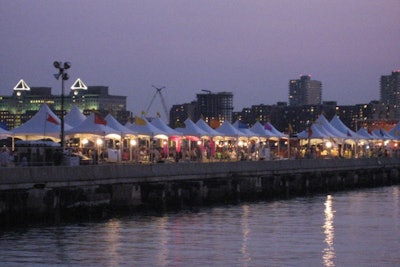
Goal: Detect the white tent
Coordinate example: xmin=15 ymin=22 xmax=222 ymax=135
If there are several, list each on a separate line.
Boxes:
xmin=150 ymin=117 xmax=182 ymax=137
xmin=196 ymin=119 xmax=223 ymax=139
xmin=105 ymin=114 xmax=137 ymax=138
xmin=330 ymin=115 xmax=364 ymax=141
xmin=372 ymin=128 xmax=394 ymax=140
xmin=356 ymin=128 xmax=376 ymax=140
xmin=297 ymin=123 xmax=330 ymax=140
xmin=315 ymin=115 xmax=348 ymax=139
xmin=65 ymin=105 xmax=86 ymax=128
xmin=264 ymin=122 xmax=288 ymax=139
xmin=216 ymin=121 xmax=245 ymax=139
xmin=232 ymin=121 xmax=258 ymax=139
xmin=65 ymin=113 xmax=120 ymax=137
xmin=127 ymin=117 xmax=168 ymax=139
xmin=249 ymin=121 xmax=278 ymax=139
xmin=12 ymin=103 xmax=72 ymax=141
xmin=0 ymin=126 xmax=11 ymax=139
xmin=176 ymin=119 xmax=210 ymax=138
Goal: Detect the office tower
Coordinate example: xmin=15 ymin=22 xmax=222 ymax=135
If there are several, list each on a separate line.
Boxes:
xmin=196 ymin=91 xmax=233 ymax=126
xmin=380 ymin=70 xmax=400 ymax=119
xmin=289 ymin=75 xmax=322 ymax=106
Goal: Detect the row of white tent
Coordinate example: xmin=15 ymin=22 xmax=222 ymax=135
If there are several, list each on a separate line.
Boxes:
xmin=0 ymin=104 xmax=288 ymax=143
xmin=1 ymin=104 xmax=400 ymax=144
xmin=297 ymin=114 xmax=400 ymax=144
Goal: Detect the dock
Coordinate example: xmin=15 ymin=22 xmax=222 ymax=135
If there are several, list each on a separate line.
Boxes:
xmin=1 ymin=158 xmax=399 ymax=226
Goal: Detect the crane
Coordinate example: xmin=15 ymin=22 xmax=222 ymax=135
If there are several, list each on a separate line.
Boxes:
xmin=146 ymin=85 xmax=169 ymax=119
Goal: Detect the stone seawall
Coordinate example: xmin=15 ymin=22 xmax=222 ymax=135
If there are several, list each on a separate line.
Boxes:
xmin=0 ymin=158 xmax=399 ymax=227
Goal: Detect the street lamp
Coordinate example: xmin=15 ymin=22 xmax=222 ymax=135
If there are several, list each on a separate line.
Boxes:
xmin=53 ymin=61 xmax=71 ymax=150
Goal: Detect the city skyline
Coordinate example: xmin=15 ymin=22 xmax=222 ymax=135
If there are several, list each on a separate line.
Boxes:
xmin=1 ymin=1 xmax=399 ymax=117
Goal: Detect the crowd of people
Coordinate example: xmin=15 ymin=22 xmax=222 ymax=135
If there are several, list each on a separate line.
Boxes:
xmin=1 ymin=138 xmax=399 ymax=167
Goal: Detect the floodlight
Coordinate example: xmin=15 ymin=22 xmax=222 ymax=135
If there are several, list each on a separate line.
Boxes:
xmin=62 ymin=73 xmax=69 ymax=80
xmin=63 ymin=62 xmax=71 ymax=69
xmin=53 ymin=61 xmax=61 ymax=69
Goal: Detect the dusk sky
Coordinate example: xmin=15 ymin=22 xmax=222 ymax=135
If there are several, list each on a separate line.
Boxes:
xmin=1 ymin=0 xmax=399 ymax=117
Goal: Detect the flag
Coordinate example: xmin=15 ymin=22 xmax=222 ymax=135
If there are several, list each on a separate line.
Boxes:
xmin=46 ymin=113 xmax=59 ymax=125
xmin=94 ymin=114 xmax=107 ymax=125
xmin=210 ymin=118 xmax=220 ymax=129
xmin=157 ymin=112 xmax=161 ymax=118
xmin=264 ymin=123 xmax=273 ymax=131
xmin=308 ymin=127 xmax=313 ymax=138
xmin=288 ymin=124 xmax=293 ymax=134
xmin=135 ymin=116 xmax=147 ymax=125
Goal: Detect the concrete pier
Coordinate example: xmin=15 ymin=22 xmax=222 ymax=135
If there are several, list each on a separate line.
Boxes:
xmin=0 ymin=158 xmax=399 ymax=226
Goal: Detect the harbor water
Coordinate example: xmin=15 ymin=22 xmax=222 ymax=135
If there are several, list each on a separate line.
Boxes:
xmin=0 ymin=185 xmax=399 ymax=266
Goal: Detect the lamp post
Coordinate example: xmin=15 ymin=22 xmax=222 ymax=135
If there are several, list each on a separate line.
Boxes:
xmin=53 ymin=61 xmax=71 ymax=150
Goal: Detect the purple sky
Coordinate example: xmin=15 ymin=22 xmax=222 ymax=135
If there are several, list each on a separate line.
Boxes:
xmin=1 ymin=0 xmax=399 ymax=117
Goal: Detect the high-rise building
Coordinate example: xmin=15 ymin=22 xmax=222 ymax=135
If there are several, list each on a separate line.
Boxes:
xmin=289 ymin=75 xmax=322 ymax=106
xmin=380 ymin=70 xmax=400 ymax=119
xmin=169 ymin=101 xmax=197 ymax=128
xmin=196 ymin=91 xmax=233 ymax=125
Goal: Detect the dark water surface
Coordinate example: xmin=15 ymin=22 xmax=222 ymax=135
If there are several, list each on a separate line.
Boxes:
xmin=1 ymin=186 xmax=399 ymax=266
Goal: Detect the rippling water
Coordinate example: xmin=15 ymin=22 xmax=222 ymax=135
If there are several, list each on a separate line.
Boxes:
xmin=1 ymin=186 xmax=399 ymax=266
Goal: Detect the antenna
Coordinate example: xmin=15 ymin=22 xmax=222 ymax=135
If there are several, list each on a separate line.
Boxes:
xmin=146 ymin=85 xmax=169 ymax=119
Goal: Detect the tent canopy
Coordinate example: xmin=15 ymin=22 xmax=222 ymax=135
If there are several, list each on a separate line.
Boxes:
xmin=150 ymin=117 xmax=182 ymax=137
xmin=176 ymin=119 xmax=210 ymax=138
xmin=127 ymin=117 xmax=168 ymax=139
xmin=12 ymin=103 xmax=71 ymax=141
xmin=105 ymin=114 xmax=137 ymax=137
xmin=195 ymin=119 xmax=224 ymax=139
xmin=64 ymin=105 xmax=86 ymax=128
xmin=65 ymin=112 xmax=121 ymax=138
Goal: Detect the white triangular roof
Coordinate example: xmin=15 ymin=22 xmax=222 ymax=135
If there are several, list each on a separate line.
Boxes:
xmin=0 ymin=126 xmax=11 ymax=139
xmin=315 ymin=114 xmax=348 ymax=139
xmin=215 ymin=121 xmax=243 ymax=138
xmin=356 ymin=128 xmax=376 ymax=140
xmin=195 ymin=119 xmax=223 ymax=138
xmin=126 ymin=117 xmax=168 ymax=139
xmin=297 ymin=123 xmax=330 ymax=139
xmin=150 ymin=117 xmax=181 ymax=137
xmin=12 ymin=104 xmax=72 ymax=141
xmin=105 ymin=114 xmax=137 ymax=137
xmin=368 ymin=128 xmax=384 ymax=139
xmin=65 ymin=113 xmax=120 ymax=137
xmin=13 ymin=79 xmax=30 ymax=90
xmin=330 ymin=115 xmax=363 ymax=140
xmin=70 ymin=78 xmax=88 ymax=90
xmin=232 ymin=121 xmax=258 ymax=138
xmin=64 ymin=105 xmax=86 ymax=128
xmin=176 ymin=119 xmax=210 ymax=138
xmin=372 ymin=128 xmax=394 ymax=140
xmin=264 ymin=122 xmax=288 ymax=139
xmin=249 ymin=121 xmax=276 ymax=139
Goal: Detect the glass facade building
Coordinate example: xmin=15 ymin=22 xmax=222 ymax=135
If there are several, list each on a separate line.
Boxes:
xmin=0 ymin=79 xmax=128 ymax=130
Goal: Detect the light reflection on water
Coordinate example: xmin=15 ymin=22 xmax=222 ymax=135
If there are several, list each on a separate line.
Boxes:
xmin=0 ymin=186 xmax=399 ymax=266
xmin=323 ymin=195 xmax=335 ymax=267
